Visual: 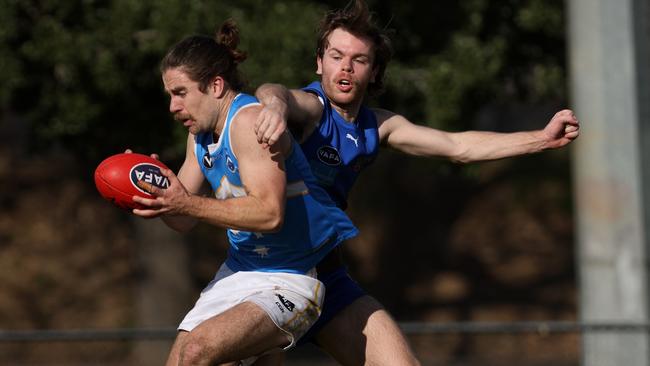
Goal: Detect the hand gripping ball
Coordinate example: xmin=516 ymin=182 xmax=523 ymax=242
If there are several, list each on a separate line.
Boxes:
xmin=94 ymin=153 xmax=170 ymax=210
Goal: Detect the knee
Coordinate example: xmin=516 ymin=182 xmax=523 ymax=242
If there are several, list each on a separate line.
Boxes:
xmin=178 ymin=337 xmax=214 ymax=366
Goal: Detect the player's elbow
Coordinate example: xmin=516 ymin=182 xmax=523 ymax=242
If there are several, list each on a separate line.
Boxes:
xmin=450 ymin=154 xmax=471 ymax=164
xmin=258 ymin=214 xmax=283 ymax=233
xmin=259 ymin=204 xmax=284 ymax=232
xmin=255 ymin=83 xmax=283 ymax=98
xmin=448 ymin=146 xmax=473 ymax=164
xmin=264 ymin=215 xmax=284 ymax=233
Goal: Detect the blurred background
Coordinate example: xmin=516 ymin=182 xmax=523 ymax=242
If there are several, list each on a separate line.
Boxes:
xmin=0 ymin=0 xmax=619 ymax=364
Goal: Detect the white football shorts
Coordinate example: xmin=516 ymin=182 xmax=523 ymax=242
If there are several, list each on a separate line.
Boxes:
xmin=178 ymin=263 xmax=324 ymax=350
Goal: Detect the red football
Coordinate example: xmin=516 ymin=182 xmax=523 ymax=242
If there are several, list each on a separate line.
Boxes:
xmin=94 ymin=153 xmax=170 ymax=210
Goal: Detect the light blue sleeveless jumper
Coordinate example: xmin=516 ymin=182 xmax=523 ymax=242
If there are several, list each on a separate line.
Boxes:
xmin=194 ymin=93 xmax=358 ymax=274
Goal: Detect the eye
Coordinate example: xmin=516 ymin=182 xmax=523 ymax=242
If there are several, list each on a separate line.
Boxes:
xmin=328 ymin=52 xmax=342 ymax=61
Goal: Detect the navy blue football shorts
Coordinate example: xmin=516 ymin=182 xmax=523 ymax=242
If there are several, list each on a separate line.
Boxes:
xmin=298 ymin=261 xmax=366 ymax=345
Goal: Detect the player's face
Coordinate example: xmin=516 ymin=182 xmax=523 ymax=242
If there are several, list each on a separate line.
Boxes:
xmin=317 ymin=28 xmax=377 ymax=112
xmin=163 ymin=68 xmax=219 ymax=135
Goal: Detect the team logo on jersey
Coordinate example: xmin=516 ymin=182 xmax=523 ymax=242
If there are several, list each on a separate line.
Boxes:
xmin=130 ymin=163 xmax=170 ymax=194
xmin=226 ymin=154 xmax=236 ymax=173
xmin=202 ymin=151 xmax=213 ymax=169
xmin=317 ymin=146 xmax=341 ymax=166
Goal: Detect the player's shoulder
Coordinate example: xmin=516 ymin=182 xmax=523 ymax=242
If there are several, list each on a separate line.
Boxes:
xmin=228 ymin=104 xmax=261 ymax=147
xmin=370 ymin=108 xmax=413 ymax=141
xmin=230 ymin=103 xmax=291 ymax=153
xmin=371 ymin=107 xmax=407 ymax=126
xmin=233 ymin=103 xmax=262 ymax=127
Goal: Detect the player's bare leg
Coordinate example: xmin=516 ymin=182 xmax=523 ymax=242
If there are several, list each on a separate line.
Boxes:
xmin=166 ymin=301 xmax=290 ymax=366
xmin=166 ymin=331 xmax=189 ymax=366
xmin=315 ymin=295 xmax=420 ymax=366
xmin=168 ymin=335 xmax=247 ymax=366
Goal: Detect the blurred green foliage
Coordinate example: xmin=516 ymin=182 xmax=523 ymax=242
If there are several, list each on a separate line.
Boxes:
xmin=0 ymin=0 xmax=566 ymax=169
xmin=376 ymin=0 xmax=566 ymax=131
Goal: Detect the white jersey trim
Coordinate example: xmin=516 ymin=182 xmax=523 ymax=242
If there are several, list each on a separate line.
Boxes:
xmin=227 ymin=96 xmax=261 ymax=162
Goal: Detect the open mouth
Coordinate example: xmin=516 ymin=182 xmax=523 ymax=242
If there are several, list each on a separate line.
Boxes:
xmin=337 ymin=79 xmax=353 ymax=91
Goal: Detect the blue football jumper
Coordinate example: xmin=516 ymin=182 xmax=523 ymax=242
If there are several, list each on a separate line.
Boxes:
xmin=194 ymin=93 xmax=358 ymax=274
xmin=296 ymin=81 xmax=379 ymax=343
xmin=300 ymin=82 xmax=380 ymax=210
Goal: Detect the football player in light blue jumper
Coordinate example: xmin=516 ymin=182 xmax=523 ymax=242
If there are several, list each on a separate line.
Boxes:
xmin=131 ymin=20 xmax=357 ymax=366
xmin=253 ymin=1 xmax=580 ymax=365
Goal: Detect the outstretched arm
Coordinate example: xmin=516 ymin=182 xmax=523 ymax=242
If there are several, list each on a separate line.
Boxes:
xmin=133 ymin=107 xmax=291 ymax=233
xmin=254 ymin=83 xmax=324 ymax=145
xmin=375 ymin=108 xmax=580 ymax=163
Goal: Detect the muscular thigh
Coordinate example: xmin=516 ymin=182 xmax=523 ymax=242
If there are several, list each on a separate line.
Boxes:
xmin=180 ymin=302 xmax=290 ymax=363
xmin=315 ymin=295 xmax=420 ymax=366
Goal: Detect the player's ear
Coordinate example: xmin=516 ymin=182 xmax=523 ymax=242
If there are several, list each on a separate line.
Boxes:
xmin=316 ymin=56 xmax=323 ymax=76
xmin=211 ymin=76 xmax=226 ymax=98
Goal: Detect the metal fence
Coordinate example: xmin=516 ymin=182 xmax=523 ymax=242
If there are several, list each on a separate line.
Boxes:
xmin=0 ymin=321 xmax=647 ymax=366
xmin=1 ymin=321 xmax=648 ymax=342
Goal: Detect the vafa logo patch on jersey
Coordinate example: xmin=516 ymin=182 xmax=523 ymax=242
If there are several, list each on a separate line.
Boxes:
xmin=317 ymin=146 xmax=341 ymax=166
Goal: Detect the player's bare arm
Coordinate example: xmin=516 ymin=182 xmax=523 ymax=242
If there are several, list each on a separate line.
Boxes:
xmin=160 ymin=133 xmax=211 ymax=231
xmin=134 ymin=107 xmax=289 ymax=233
xmin=221 ymin=105 xmax=289 ymax=232
xmin=255 ymin=83 xmax=324 ymax=145
xmin=375 ymin=108 xmax=580 ymax=163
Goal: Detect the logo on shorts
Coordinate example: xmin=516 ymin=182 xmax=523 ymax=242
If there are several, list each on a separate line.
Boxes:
xmin=276 ymin=294 xmax=295 ymax=312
